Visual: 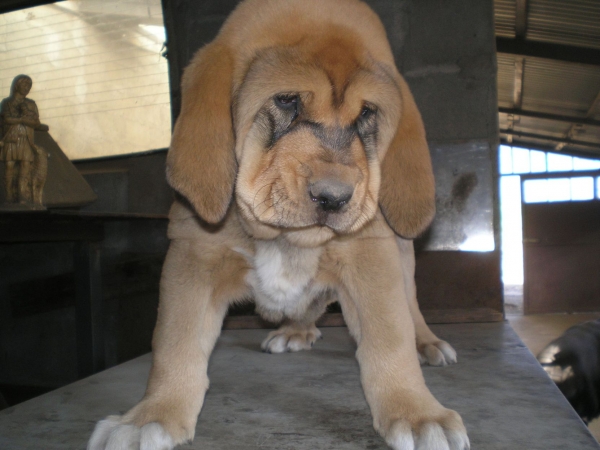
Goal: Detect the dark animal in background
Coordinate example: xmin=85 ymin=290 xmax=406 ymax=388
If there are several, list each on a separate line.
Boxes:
xmin=537 ymin=319 xmax=600 ymax=424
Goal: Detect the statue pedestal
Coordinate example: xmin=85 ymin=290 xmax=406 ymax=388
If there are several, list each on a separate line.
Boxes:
xmin=0 ymin=202 xmax=46 ymax=211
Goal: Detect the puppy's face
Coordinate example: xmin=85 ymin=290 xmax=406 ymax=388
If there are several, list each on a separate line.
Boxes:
xmin=233 ymin=34 xmax=401 ymax=238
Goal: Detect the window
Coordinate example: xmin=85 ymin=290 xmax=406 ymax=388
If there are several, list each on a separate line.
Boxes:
xmin=574 ymin=157 xmax=600 ymax=171
xmin=522 ymin=177 xmax=596 ymax=203
xmin=499 ymin=145 xmax=600 ymax=177
xmin=1 ymin=1 xmax=171 ymax=159
xmin=570 ymin=177 xmax=595 ymax=201
xmin=547 ymin=153 xmax=573 ymax=172
xmin=499 ymin=145 xmax=600 ymax=203
xmin=530 ymin=150 xmax=547 ymax=173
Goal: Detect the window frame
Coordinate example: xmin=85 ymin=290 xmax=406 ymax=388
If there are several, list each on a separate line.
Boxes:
xmin=520 ymin=170 xmax=600 ymax=204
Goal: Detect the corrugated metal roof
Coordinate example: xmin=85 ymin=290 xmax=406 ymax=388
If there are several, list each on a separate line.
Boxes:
xmin=522 ymin=58 xmax=600 ymax=115
xmin=513 ymin=116 xmax=572 ymax=137
xmin=498 ymin=114 xmax=572 ymax=137
xmin=495 ymin=0 xmax=600 ymax=156
xmin=497 ymin=53 xmax=516 ymax=107
xmin=494 ymin=0 xmax=516 ymax=38
xmin=528 ymin=0 xmax=600 ymax=49
xmin=495 ymin=0 xmax=600 ymax=48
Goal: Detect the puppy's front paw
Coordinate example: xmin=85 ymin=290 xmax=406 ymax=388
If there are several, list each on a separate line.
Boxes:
xmin=261 ymin=323 xmax=322 ymax=353
xmin=417 ymin=340 xmax=457 ymax=367
xmin=88 ymin=415 xmax=175 ymax=450
xmin=385 ymin=409 xmax=469 ymax=450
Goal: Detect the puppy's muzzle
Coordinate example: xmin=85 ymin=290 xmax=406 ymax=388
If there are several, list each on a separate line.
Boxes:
xmin=309 ymin=179 xmax=354 ymax=212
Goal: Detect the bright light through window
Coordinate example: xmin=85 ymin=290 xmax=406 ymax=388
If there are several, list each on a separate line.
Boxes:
xmin=547 ymin=178 xmax=572 ymax=202
xmin=574 ymin=158 xmax=600 ymax=171
xmin=571 ymin=177 xmax=594 ymax=201
xmin=523 ymin=179 xmax=548 ymax=203
xmin=530 ymin=150 xmax=547 ymax=173
xmin=547 ymin=153 xmax=574 ymax=172
xmin=512 ymin=147 xmax=531 ymax=174
xmin=523 ymin=177 xmax=596 ymax=203
xmin=499 ymin=145 xmax=513 ymax=175
xmin=500 ymin=175 xmax=523 ymax=285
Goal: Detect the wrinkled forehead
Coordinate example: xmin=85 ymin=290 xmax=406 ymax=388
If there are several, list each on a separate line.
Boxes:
xmin=234 ymin=33 xmax=401 ymax=128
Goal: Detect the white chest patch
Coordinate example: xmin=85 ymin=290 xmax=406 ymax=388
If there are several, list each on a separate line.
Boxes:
xmin=246 ymin=239 xmax=323 ymax=322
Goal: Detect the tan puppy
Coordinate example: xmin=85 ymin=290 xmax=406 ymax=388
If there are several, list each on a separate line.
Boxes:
xmin=88 ymin=0 xmax=468 ymax=449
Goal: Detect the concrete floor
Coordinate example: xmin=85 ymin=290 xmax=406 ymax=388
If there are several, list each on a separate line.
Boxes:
xmin=503 ymin=282 xmax=600 ymax=441
xmin=1 ymin=323 xmax=599 ymax=449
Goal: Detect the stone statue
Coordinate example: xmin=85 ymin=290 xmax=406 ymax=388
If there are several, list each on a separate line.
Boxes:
xmin=0 ymin=74 xmax=48 ymax=209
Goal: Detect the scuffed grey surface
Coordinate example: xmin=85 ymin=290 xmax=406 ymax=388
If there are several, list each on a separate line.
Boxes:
xmin=0 ymin=323 xmax=598 ymax=449
xmin=425 ymin=141 xmax=496 ymax=251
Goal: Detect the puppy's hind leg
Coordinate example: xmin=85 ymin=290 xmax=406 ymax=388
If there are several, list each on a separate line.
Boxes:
xmin=261 ymin=320 xmax=323 ymax=353
xmin=88 ymin=240 xmax=249 ymax=450
xmin=396 ymin=237 xmax=457 ymax=366
xmin=261 ymin=294 xmax=329 ymax=354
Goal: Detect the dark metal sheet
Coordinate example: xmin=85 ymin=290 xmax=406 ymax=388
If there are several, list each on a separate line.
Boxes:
xmin=523 ymin=200 xmax=600 ymax=314
xmin=423 ymin=141 xmax=496 ymax=251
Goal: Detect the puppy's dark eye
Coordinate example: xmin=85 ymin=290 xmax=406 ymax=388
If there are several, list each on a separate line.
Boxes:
xmin=360 ymin=104 xmax=376 ymax=119
xmin=275 ymin=94 xmax=299 ymax=109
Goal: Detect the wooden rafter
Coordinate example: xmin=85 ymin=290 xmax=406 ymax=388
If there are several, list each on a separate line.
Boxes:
xmin=498 ymin=108 xmax=600 ymax=128
xmin=515 ymin=0 xmax=528 ymax=38
xmin=556 ymin=89 xmax=600 ymax=151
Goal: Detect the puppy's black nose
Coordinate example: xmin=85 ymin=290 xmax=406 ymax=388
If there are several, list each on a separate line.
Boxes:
xmin=309 ymin=179 xmax=353 ymax=212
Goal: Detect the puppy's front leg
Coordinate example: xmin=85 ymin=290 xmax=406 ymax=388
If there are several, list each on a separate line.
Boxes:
xmin=88 ymin=240 xmax=244 ymax=450
xmin=338 ymin=239 xmax=469 ymax=450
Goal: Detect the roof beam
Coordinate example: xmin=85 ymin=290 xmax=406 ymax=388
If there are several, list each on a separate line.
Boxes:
xmin=513 ymin=57 xmax=525 ymax=109
xmin=496 ymin=37 xmax=600 ymax=66
xmin=500 ymin=129 xmax=600 ymax=151
xmin=515 ymin=0 xmax=528 ymax=37
xmin=499 ymin=108 xmax=600 ymax=127
xmin=588 ymin=90 xmax=600 ymax=120
xmin=500 ymin=137 xmax=600 ymax=159
xmin=555 ymin=88 xmax=600 ymax=151
xmin=506 ymin=56 xmax=524 ymax=144
xmin=0 ymin=0 xmax=55 ymax=15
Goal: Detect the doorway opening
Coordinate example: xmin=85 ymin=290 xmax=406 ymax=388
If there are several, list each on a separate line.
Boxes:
xmin=499 ymin=145 xmax=600 ymax=314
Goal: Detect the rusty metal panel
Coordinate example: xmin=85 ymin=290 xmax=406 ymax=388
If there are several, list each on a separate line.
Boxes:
xmin=523 ymin=200 xmax=600 ymax=314
xmin=415 ymin=250 xmax=503 ymax=312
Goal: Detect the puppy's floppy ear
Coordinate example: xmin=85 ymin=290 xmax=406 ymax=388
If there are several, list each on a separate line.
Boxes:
xmin=166 ymin=42 xmax=236 ymax=223
xmin=379 ymin=76 xmax=435 ymax=239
